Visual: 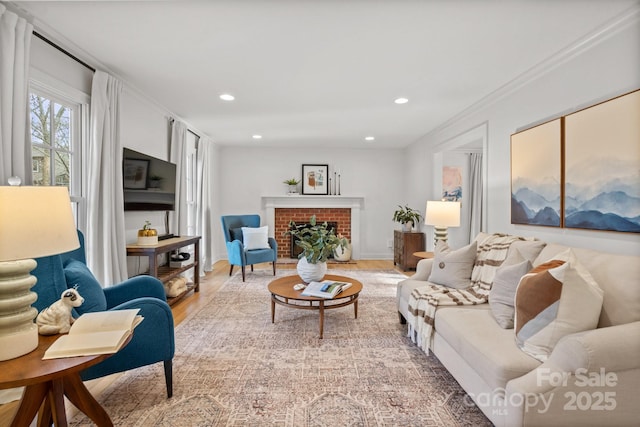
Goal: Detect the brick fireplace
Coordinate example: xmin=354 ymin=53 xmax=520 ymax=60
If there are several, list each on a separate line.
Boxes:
xmin=276 ymin=208 xmax=350 ymax=258
xmin=262 ymin=195 xmax=365 ymax=260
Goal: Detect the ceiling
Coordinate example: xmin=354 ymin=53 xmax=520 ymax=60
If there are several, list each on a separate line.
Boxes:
xmin=12 ymin=0 xmax=639 ymax=148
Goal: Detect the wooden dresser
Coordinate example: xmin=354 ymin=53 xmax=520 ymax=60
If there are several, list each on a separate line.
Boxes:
xmin=393 ymin=230 xmax=425 ymax=271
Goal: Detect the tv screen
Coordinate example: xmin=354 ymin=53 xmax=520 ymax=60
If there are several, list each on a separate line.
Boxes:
xmin=123 ymin=147 xmax=177 ymax=211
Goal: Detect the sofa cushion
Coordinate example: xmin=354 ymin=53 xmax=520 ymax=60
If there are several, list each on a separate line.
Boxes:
xmin=435 ymin=307 xmax=541 ymax=391
xmin=507 ymin=239 xmax=546 ymax=263
xmin=489 ymin=253 xmax=532 ymax=329
xmin=428 ymin=241 xmax=477 ymax=289
xmin=63 ymin=259 xmax=107 ymax=315
xmin=515 ymin=251 xmax=604 ymax=362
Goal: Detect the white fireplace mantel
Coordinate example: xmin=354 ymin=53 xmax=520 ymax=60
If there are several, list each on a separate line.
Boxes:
xmin=261 ymin=195 xmax=365 ymax=259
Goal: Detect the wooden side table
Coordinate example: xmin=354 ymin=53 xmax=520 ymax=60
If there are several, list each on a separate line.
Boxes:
xmin=0 ymin=334 xmax=130 ymax=426
xmin=413 ymin=251 xmax=435 ymax=260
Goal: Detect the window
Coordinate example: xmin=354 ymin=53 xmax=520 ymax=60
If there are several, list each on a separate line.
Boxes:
xmin=30 ymin=93 xmax=74 ymax=186
xmin=29 ymin=76 xmax=88 ymax=230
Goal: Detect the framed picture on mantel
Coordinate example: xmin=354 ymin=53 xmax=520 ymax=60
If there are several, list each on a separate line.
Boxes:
xmin=301 ymin=164 xmax=329 ymax=195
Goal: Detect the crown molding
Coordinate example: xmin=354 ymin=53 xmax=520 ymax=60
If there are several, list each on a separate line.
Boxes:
xmin=421 ymin=4 xmax=640 ymax=145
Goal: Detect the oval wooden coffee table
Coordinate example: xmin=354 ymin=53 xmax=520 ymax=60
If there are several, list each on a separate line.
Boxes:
xmin=268 ymin=274 xmax=363 ymax=339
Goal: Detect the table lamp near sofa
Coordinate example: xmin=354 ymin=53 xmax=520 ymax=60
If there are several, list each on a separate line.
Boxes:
xmin=425 ymin=200 xmax=461 ymax=246
xmin=0 ymin=183 xmax=79 ymax=361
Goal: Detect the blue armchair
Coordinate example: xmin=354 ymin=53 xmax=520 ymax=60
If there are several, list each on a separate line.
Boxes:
xmin=221 ymin=215 xmax=277 ymax=281
xmin=32 ymin=230 xmax=175 ymax=398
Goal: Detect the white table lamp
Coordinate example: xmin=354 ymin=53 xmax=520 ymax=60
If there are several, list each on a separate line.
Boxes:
xmin=425 ymin=201 xmax=461 ymax=245
xmin=0 ymin=184 xmax=79 ymax=361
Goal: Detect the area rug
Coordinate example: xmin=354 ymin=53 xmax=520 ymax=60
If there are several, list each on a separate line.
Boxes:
xmin=70 ymin=269 xmax=491 ymax=426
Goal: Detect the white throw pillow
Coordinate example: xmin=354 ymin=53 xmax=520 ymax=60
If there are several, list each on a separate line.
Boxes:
xmin=489 ymin=250 xmax=532 ymax=329
xmin=428 ymin=241 xmax=477 ymax=289
xmin=514 ymin=250 xmax=604 ymax=361
xmin=241 ymin=226 xmax=270 ymax=250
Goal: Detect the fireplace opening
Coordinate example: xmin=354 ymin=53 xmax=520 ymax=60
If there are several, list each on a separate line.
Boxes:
xmin=290 ymin=221 xmax=338 ymax=259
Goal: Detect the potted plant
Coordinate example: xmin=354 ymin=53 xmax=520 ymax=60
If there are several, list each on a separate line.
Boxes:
xmin=283 ymin=178 xmax=300 ymax=194
xmin=392 ymin=205 xmax=423 ymax=232
xmin=148 ymin=174 xmax=163 ymax=189
xmin=284 ymin=215 xmax=348 ymax=282
xmin=333 ymin=233 xmax=352 ymax=262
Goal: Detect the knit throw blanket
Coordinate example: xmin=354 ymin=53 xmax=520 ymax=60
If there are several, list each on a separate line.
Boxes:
xmin=406 ymin=233 xmax=526 ymax=354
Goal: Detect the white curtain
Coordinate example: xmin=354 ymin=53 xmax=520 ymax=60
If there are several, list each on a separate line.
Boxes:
xmin=0 ymin=5 xmax=33 ymax=184
xmin=468 ymin=152 xmax=483 ymax=240
xmin=170 ymin=120 xmax=188 ymax=236
xmin=195 ymin=137 xmax=214 ymax=273
xmin=86 ymin=70 xmax=127 ymax=285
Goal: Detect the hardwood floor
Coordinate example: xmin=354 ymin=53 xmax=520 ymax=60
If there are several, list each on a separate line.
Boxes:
xmin=0 ymin=259 xmax=408 ymax=426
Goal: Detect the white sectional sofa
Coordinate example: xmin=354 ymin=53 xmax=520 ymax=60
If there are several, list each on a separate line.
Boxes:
xmin=396 ymin=235 xmax=640 ymax=426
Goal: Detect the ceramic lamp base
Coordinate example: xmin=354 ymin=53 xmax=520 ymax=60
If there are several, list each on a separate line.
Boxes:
xmin=0 ymin=259 xmax=39 ymax=361
xmin=433 ymin=226 xmax=449 ymax=246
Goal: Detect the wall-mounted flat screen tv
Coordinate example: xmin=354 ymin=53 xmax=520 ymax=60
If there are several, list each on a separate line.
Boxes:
xmin=123 ymin=147 xmax=177 ymax=211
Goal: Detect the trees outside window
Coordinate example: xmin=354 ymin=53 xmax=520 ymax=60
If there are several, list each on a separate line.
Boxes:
xmin=29 ymin=79 xmax=88 ymax=230
xmin=30 ymin=93 xmax=72 ymax=187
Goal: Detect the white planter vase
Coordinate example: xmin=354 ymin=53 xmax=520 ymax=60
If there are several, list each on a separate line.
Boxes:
xmin=296 ymin=257 xmax=327 ymax=283
xmin=333 ymin=243 xmax=352 ymax=262
xmin=401 ymin=222 xmax=413 ymax=232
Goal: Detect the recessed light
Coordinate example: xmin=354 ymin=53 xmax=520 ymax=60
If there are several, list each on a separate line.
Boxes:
xmin=365 ymin=136 xmax=375 ymax=141
xmin=252 ymin=135 xmax=262 ymax=140
xmin=394 ymin=97 xmax=409 ymax=104
xmin=220 ymin=94 xmax=235 ymax=101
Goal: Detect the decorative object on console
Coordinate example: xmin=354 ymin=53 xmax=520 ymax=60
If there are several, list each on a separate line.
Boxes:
xmin=425 ymin=200 xmax=460 ymax=244
xmin=35 ymin=288 xmax=84 ymax=335
xmin=510 ymin=119 xmax=562 ymax=227
xmin=282 ymin=178 xmax=300 ymax=194
xmin=285 ymin=215 xmax=347 ymax=282
xmin=0 ymin=182 xmax=79 ymax=361
xmin=137 ymin=220 xmax=158 ymax=245
xmin=301 ymin=164 xmax=329 ymax=195
xmin=392 ymin=204 xmax=423 ymax=232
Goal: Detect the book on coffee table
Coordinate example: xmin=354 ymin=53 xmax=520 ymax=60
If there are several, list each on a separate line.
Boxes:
xmin=43 ymin=309 xmax=143 ymax=360
xmin=301 ymin=280 xmax=352 ymax=299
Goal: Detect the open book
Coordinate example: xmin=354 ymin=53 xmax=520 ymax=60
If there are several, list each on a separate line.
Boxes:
xmin=301 ymin=280 xmax=352 ymax=299
xmin=43 ymin=309 xmax=144 ymax=360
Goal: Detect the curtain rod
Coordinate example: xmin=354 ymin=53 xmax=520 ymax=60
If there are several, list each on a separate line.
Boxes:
xmin=33 ymin=31 xmax=96 ymax=72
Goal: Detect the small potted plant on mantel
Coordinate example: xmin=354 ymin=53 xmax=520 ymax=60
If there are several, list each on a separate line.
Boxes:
xmin=285 ymin=215 xmax=348 ymax=283
xmin=283 ymin=178 xmax=300 ymax=194
xmin=392 ymin=205 xmax=423 ymax=232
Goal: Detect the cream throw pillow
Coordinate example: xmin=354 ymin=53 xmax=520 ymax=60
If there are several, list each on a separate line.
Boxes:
xmin=241 ymin=226 xmax=270 ymax=250
xmin=428 ymin=241 xmax=477 ymax=289
xmin=514 ymin=250 xmax=604 ymax=361
xmin=489 ymin=250 xmax=532 ymax=329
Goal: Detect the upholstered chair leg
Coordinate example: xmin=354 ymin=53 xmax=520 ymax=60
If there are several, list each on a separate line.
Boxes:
xmin=272 ymin=261 xmax=276 ymax=276
xmin=164 ymin=359 xmax=173 ymax=398
xmin=242 ymin=266 xmax=246 ymax=282
xmin=251 ymin=264 xmax=254 ymax=272
xmin=229 ymin=265 xmax=234 ymax=276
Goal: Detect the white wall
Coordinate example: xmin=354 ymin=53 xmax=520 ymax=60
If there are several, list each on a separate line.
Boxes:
xmin=406 ymin=18 xmax=640 ymax=255
xmin=216 ymin=146 xmax=405 ymax=259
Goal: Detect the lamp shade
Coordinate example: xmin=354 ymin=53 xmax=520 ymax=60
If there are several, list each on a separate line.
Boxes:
xmin=0 ymin=186 xmax=79 ymax=261
xmin=425 ymin=201 xmax=461 ymax=227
